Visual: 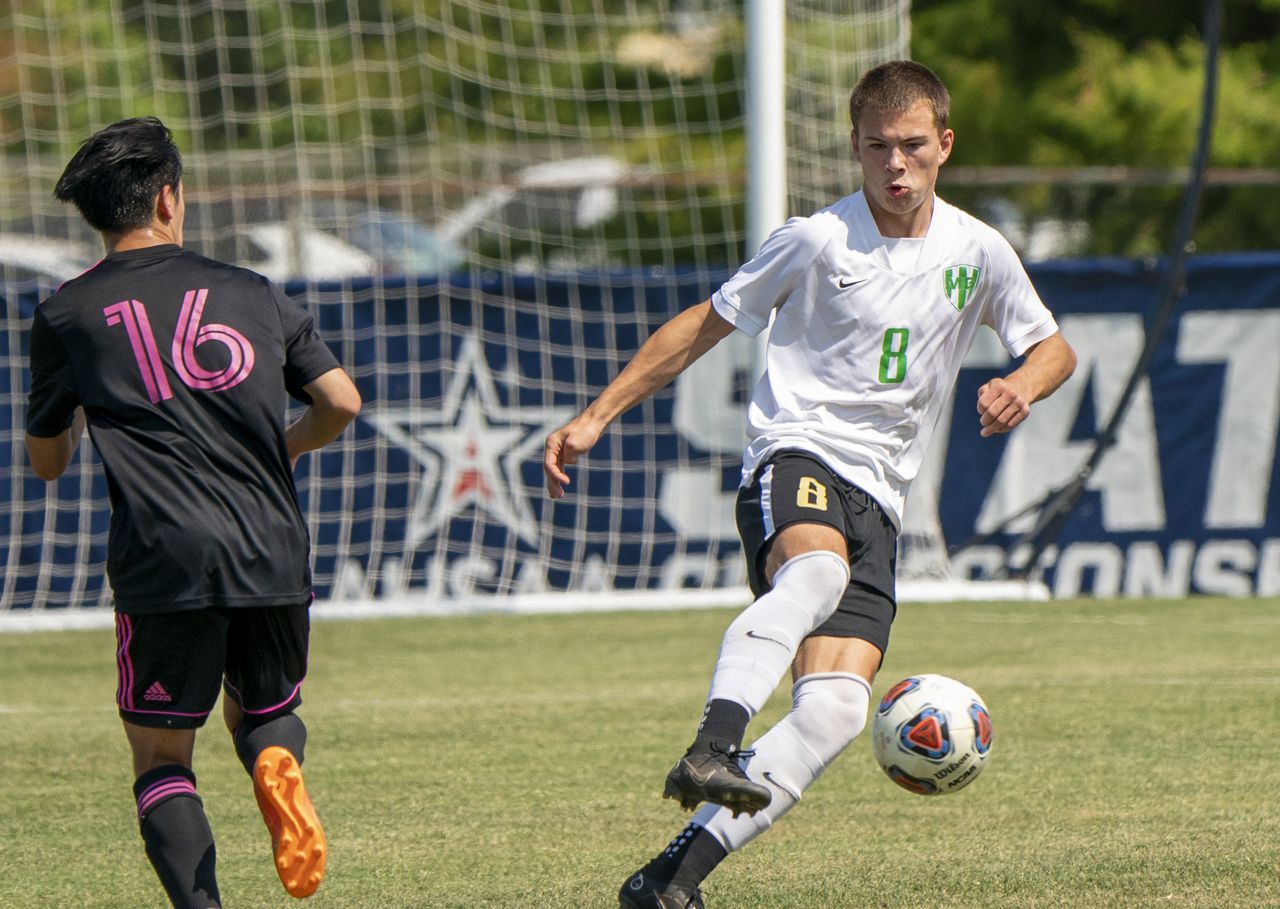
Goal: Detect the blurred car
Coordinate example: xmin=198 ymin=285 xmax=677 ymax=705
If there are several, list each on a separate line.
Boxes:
xmin=0 ymin=233 xmax=98 ymax=297
xmin=978 ymin=197 xmax=1089 ymax=262
xmin=182 ymin=155 xmax=629 ymax=281
xmin=327 ymin=206 xmax=468 ymax=277
xmin=436 ymin=156 xmax=629 ymax=272
xmin=190 ymin=201 xmax=467 ymax=282
xmin=240 ymin=223 xmax=380 ymax=283
xmin=435 ymin=156 xmax=626 ymax=244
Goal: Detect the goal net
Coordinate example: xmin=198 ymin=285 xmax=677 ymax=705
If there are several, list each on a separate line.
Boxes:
xmin=0 ymin=0 xmax=1020 ymax=626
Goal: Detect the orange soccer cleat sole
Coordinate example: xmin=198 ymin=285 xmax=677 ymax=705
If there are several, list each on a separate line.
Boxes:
xmin=253 ymin=746 xmax=327 ymax=899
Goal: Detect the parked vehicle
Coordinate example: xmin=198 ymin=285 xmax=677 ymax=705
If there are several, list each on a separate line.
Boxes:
xmin=240 ymin=223 xmax=379 ymax=283
xmin=189 ymin=202 xmax=467 ymax=283
xmin=0 ymin=234 xmax=98 ymax=296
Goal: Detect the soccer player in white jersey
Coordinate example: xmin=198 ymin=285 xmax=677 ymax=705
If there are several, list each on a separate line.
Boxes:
xmin=543 ymin=60 xmax=1076 ymax=909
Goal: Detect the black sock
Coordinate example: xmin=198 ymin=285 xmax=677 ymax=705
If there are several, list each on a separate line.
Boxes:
xmin=644 ymin=822 xmax=728 ymax=891
xmin=133 ymin=765 xmax=221 ymax=909
xmin=233 ymin=712 xmax=307 ymax=776
xmin=692 ymin=698 xmax=750 ymax=752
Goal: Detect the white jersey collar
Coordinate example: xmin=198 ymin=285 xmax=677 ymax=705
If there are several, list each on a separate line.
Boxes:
xmin=850 ymin=189 xmax=948 ymax=276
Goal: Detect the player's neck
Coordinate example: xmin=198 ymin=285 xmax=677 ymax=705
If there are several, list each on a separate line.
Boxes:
xmin=867 ymin=194 xmax=935 ymax=239
xmin=104 ymin=223 xmax=181 ymax=255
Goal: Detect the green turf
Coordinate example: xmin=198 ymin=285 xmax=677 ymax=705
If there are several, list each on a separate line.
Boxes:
xmin=1 ymin=597 xmax=1277 ymax=908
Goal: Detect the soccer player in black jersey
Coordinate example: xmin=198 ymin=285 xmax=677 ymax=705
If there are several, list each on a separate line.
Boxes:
xmin=25 ymin=117 xmax=361 ymax=909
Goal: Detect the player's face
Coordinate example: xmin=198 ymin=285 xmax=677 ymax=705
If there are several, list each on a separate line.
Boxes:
xmin=852 ymin=102 xmax=953 ymax=237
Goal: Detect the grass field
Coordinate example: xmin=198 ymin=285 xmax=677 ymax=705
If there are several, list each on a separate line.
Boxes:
xmin=1 ymin=597 xmax=1277 ymax=908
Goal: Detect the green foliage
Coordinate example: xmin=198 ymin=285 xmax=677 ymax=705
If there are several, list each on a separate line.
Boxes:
xmin=916 ymin=0 xmax=1280 ymax=254
xmin=7 ymin=1 xmax=1277 ymax=255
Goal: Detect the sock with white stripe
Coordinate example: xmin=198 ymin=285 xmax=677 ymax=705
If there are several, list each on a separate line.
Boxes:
xmin=633 ymin=821 xmax=728 ymax=894
xmin=134 ymin=765 xmax=221 ymax=909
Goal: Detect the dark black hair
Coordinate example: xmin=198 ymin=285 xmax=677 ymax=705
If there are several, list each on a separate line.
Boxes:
xmin=53 ymin=116 xmax=183 ymax=233
xmin=849 ymin=60 xmax=951 ymax=132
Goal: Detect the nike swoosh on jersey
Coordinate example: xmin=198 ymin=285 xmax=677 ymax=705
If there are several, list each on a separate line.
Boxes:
xmin=837 ymin=277 xmax=868 ymax=288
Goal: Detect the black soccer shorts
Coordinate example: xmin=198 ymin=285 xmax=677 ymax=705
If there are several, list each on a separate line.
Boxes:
xmin=115 ymin=602 xmax=310 ymax=729
xmin=736 ymin=450 xmax=898 ymax=657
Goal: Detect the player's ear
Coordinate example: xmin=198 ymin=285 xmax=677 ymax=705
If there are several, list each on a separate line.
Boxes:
xmin=850 ymin=128 xmax=861 ymax=164
xmin=937 ymin=128 xmax=954 ymax=164
xmin=156 ymin=182 xmax=180 ymax=221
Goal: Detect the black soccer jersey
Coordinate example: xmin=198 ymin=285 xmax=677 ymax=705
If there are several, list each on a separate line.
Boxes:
xmin=26 ymin=244 xmax=341 ymax=613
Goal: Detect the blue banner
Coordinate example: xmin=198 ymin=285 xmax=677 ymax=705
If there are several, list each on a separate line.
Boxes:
xmin=5 ymin=253 xmax=1279 ymax=607
xmin=940 ymin=254 xmax=1280 ymax=597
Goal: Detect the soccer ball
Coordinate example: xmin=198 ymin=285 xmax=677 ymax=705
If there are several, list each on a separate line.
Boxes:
xmin=870 ymin=674 xmax=993 ymax=796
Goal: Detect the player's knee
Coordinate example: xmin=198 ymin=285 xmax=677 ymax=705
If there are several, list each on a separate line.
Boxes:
xmin=789 ymin=671 xmax=871 ymax=760
xmin=725 ymin=549 xmax=850 ymax=645
xmin=771 ymin=549 xmax=850 ymax=606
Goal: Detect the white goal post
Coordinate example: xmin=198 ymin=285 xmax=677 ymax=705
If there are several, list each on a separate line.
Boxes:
xmin=1 ymin=0 xmax=1040 ymax=630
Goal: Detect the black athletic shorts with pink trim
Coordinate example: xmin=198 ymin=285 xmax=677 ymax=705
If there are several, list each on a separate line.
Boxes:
xmin=736 ymin=450 xmax=898 ymax=656
xmin=115 ymin=601 xmax=309 ymax=729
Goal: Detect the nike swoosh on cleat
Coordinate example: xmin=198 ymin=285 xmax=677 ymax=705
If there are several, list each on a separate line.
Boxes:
xmin=683 ymin=765 xmax=712 ymax=784
xmin=745 ymin=630 xmax=788 ymax=648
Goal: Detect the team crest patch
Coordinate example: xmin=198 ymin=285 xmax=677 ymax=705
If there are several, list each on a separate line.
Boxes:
xmin=942 ymin=265 xmax=981 ymax=312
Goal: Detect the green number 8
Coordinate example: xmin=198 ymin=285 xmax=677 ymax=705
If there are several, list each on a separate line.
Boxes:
xmin=878 ymin=327 xmax=910 ymax=383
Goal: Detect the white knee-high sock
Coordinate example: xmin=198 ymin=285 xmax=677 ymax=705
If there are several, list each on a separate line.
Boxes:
xmin=696 ymin=672 xmax=871 ymax=852
xmin=705 ymin=551 xmax=849 ymax=715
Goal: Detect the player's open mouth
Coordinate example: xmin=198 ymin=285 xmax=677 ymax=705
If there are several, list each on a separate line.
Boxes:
xmin=887 ymin=184 xmax=909 ymax=198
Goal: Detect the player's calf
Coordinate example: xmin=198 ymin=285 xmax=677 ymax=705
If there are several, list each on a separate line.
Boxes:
xmin=233 ymin=711 xmax=307 ymax=775
xmin=696 ymin=672 xmax=870 ymax=851
xmin=133 ymin=764 xmax=222 ymax=909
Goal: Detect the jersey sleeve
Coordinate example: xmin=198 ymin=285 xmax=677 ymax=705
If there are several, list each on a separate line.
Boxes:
xmin=711 ymin=215 xmax=827 ymax=337
xmin=274 ymin=286 xmax=341 ymax=404
xmin=980 ymin=232 xmax=1060 ymax=358
xmin=26 ymin=307 xmax=81 ymax=437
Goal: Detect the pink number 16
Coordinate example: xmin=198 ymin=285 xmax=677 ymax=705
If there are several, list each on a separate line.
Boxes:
xmin=104 ymin=289 xmax=256 ymax=404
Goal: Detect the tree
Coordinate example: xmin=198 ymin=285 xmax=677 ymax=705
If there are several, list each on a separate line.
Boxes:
xmin=914 ymin=0 xmax=1280 ymax=254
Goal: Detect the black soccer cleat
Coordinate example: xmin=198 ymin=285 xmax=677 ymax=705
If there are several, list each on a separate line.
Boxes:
xmin=662 ymin=743 xmax=771 ymax=817
xmin=618 ymin=869 xmax=705 ymax=909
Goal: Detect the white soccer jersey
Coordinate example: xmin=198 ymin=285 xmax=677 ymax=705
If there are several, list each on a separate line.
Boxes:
xmin=711 ymin=189 xmax=1059 ymax=530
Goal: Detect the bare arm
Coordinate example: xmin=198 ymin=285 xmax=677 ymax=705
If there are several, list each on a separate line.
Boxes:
xmin=543 ymin=299 xmax=736 ymax=498
xmin=285 ymin=367 xmax=362 ymax=462
xmin=977 ymin=331 xmax=1077 ymax=437
xmin=25 ymin=407 xmax=86 ymax=481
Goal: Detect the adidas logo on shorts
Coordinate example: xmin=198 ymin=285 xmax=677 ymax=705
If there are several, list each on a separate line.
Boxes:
xmin=143 ymin=681 xmax=173 ymax=703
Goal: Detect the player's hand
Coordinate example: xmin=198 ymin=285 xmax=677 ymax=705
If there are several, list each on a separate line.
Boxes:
xmin=976 ymin=376 xmax=1032 ymax=437
xmin=544 ymin=416 xmax=605 ymax=498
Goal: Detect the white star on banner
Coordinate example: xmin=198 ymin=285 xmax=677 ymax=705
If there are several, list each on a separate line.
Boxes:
xmin=367 ymin=334 xmax=573 ymax=549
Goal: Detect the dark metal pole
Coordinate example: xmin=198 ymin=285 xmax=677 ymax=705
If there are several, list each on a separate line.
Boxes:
xmin=1000 ymin=0 xmax=1224 ymax=579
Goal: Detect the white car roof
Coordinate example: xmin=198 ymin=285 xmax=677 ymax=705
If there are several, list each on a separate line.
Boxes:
xmin=0 ymin=233 xmax=98 ymax=281
xmin=244 ymin=224 xmax=378 ymax=281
